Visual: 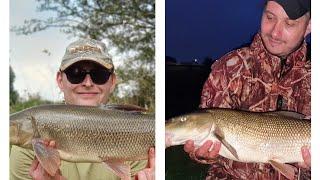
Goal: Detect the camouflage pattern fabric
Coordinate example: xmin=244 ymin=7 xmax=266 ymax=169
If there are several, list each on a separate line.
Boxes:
xmin=200 ymin=33 xmax=311 ymax=180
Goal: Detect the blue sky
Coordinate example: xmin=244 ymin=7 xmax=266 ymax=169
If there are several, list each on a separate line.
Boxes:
xmin=11 ymin=0 xmax=312 ymax=101
xmin=166 ymin=0 xmax=310 ymax=63
xmin=10 ymin=0 xmax=75 ymax=101
xmin=9 ymin=0 xmax=125 ymax=101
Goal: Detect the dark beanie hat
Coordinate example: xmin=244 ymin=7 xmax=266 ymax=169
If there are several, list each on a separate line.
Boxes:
xmin=269 ymin=0 xmax=311 ymax=20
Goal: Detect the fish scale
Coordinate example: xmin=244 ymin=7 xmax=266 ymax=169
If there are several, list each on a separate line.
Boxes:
xmin=10 ymin=104 xmax=155 ymax=163
xmin=165 ymin=108 xmax=310 ymax=179
xmin=166 ymin=108 xmax=310 ymax=163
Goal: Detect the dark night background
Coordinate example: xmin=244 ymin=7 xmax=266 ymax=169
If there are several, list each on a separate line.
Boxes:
xmin=166 ymin=0 xmax=263 ymax=64
xmin=165 ymin=0 xmax=311 ymax=179
xmin=166 ymin=0 xmax=310 ymax=64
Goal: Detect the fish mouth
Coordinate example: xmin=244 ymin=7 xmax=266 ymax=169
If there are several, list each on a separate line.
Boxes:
xmin=10 ymin=124 xmax=19 ymax=145
xmin=165 ymin=132 xmax=174 ymax=148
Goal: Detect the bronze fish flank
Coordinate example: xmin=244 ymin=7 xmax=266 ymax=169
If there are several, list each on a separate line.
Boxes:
xmin=10 ymin=104 xmax=155 ymax=179
xmin=165 ymin=109 xmax=310 ymax=180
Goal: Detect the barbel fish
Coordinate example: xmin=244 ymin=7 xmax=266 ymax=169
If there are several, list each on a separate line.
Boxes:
xmin=10 ymin=104 xmax=155 ymax=179
xmin=165 ymin=108 xmax=310 ymax=179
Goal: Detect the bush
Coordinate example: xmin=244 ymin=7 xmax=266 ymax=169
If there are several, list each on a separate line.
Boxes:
xmin=10 ymin=94 xmax=55 ymax=114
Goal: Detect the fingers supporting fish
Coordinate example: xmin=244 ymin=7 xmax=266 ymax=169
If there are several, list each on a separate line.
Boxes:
xmin=102 ymin=159 xmax=131 ymax=180
xmin=189 ymin=151 xmax=217 ymax=164
xmin=299 ymin=146 xmax=311 ymax=169
xmin=195 ymin=140 xmax=214 ymax=157
xmin=32 ymin=138 xmax=61 ymax=176
xmin=148 ymin=148 xmax=155 ymax=169
xmin=136 ymin=148 xmax=155 ymax=180
xmin=136 ymin=168 xmax=154 ymax=180
xmin=183 ymin=140 xmax=195 ymax=153
xmin=29 ymin=156 xmax=64 ymax=180
xmin=29 ymin=158 xmax=39 ymax=178
xmin=11 ymin=104 xmax=155 ymax=180
xmin=187 ymin=140 xmax=220 ymax=164
xmin=208 ymin=141 xmax=221 ymax=157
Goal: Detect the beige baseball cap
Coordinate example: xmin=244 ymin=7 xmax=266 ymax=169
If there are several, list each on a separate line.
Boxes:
xmin=59 ymin=39 xmax=114 ymax=71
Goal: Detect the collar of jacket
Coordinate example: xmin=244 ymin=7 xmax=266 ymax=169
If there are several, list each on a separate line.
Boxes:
xmin=250 ymin=32 xmax=308 ymax=73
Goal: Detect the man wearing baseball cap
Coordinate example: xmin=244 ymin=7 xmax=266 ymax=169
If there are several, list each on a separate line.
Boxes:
xmin=184 ymin=0 xmax=311 ymax=179
xmin=57 ymin=38 xmax=116 ymax=106
xmin=10 ymin=39 xmax=155 ymax=180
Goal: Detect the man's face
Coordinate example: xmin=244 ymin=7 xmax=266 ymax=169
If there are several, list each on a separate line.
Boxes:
xmin=57 ymin=61 xmax=116 ymax=106
xmin=260 ymin=1 xmax=311 ymax=57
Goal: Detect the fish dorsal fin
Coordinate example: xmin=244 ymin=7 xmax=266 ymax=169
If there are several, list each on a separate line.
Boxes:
xmin=99 ymin=104 xmax=147 ymax=112
xmin=213 ymin=126 xmax=239 ymax=160
xmin=269 ymin=159 xmax=296 ymax=180
xmin=102 ymin=160 xmax=131 ymax=180
xmin=32 ymin=138 xmax=60 ymax=176
xmin=265 ymin=111 xmax=306 ymax=120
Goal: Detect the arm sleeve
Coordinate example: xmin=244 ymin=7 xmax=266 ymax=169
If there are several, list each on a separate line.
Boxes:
xmin=200 ymin=51 xmax=245 ymax=109
xmin=10 ymin=145 xmax=34 ymax=180
xmin=10 ymin=146 xmax=147 ymax=180
xmin=129 ymin=160 xmax=147 ymax=177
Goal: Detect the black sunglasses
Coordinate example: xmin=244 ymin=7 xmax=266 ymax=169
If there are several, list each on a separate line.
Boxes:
xmin=63 ymin=65 xmax=113 ymax=85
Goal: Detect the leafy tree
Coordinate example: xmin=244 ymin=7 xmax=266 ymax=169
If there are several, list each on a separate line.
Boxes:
xmin=10 ymin=66 xmax=53 ymax=113
xmin=10 ymin=93 xmax=53 ymax=113
xmin=12 ymin=0 xmax=155 ymax=111
xmin=10 ymin=66 xmax=19 ymax=106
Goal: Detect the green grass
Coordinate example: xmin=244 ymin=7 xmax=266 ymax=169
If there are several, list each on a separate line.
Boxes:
xmin=10 ymin=96 xmax=54 ymax=114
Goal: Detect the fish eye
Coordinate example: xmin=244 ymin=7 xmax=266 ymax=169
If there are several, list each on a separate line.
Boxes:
xmin=180 ymin=117 xmax=187 ymax=122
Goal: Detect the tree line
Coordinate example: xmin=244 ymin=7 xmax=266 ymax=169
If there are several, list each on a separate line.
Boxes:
xmin=11 ymin=0 xmax=155 ymax=113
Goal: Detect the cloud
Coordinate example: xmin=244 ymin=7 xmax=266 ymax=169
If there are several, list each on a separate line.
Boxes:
xmin=12 ymin=60 xmax=62 ymax=102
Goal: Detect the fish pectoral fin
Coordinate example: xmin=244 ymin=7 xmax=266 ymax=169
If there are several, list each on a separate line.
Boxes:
xmin=269 ymin=160 xmax=296 ymax=180
xmin=32 ymin=138 xmax=60 ymax=176
xmin=213 ymin=126 xmax=239 ymax=160
xmin=103 ymin=160 xmax=131 ymax=180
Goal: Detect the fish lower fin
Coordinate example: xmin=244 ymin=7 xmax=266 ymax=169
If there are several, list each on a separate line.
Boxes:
xmin=213 ymin=126 xmax=239 ymax=160
xmin=32 ymin=138 xmax=60 ymax=176
xmin=103 ymin=160 xmax=131 ymax=180
xmin=269 ymin=160 xmax=296 ymax=180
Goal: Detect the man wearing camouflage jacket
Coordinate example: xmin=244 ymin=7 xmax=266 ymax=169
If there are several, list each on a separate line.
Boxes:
xmin=184 ymin=0 xmax=311 ymax=179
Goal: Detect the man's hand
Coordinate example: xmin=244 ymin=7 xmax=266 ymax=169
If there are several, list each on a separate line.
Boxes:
xmin=183 ymin=140 xmax=221 ymax=164
xmin=298 ymin=146 xmax=311 ymax=169
xmin=136 ymin=147 xmax=155 ymax=180
xmin=29 ymin=140 xmax=64 ymax=180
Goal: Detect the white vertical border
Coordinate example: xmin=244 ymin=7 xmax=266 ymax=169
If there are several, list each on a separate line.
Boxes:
xmin=0 ymin=0 xmax=9 ymax=179
xmin=311 ymin=0 xmax=319 ymax=179
xmin=155 ymin=0 xmax=165 ymax=179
